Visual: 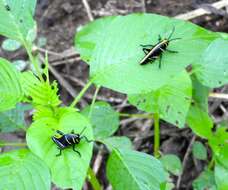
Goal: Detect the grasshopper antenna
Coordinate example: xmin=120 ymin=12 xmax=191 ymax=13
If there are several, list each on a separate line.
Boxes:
xmin=79 ymin=126 xmax=87 ymax=136
xmin=168 ymin=26 xmax=175 ymax=40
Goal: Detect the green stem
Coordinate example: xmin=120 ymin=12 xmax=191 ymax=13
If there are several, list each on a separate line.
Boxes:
xmin=154 ymin=113 xmax=160 ymax=158
xmin=70 ymin=80 xmax=93 ymax=108
xmin=89 ymin=85 xmax=101 ymax=118
xmin=0 ymin=143 xmax=27 ymax=147
xmin=87 ymin=167 xmax=102 ymax=190
xmin=119 ymin=113 xmax=153 ymax=119
xmin=208 ymin=155 xmax=215 ymax=170
xmin=24 ymin=42 xmax=43 ymax=82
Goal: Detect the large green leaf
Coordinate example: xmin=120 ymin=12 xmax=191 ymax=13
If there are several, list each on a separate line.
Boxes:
xmin=107 ymin=149 xmax=166 ymax=190
xmin=26 ymin=109 xmax=93 ymax=189
xmin=82 ymin=101 xmax=119 ymax=140
xmin=0 ymin=0 xmax=36 ymax=43
xmin=186 ymin=104 xmax=213 ymax=139
xmin=128 ymin=71 xmax=192 ymax=128
xmin=0 ymin=149 xmax=51 ymax=190
xmin=76 ymin=13 xmax=218 ymax=94
xmin=215 ymin=163 xmax=228 ymax=190
xmin=195 ymin=39 xmax=228 ymax=88
xmin=0 ymin=58 xmax=23 ymax=112
xmin=0 ymin=103 xmax=30 ymax=132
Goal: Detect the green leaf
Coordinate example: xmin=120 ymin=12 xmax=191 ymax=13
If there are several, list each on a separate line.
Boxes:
xmin=0 ymin=149 xmax=51 ymax=190
xmin=101 ymin=136 xmax=132 ymax=151
xmin=0 ymin=103 xmax=29 ymax=132
xmin=75 ymin=16 xmax=115 ymax=62
xmin=193 ymin=169 xmax=217 ymax=190
xmin=2 ymin=38 xmax=21 ymax=51
xmin=192 ymin=141 xmax=207 ymax=160
xmin=13 ymin=60 xmax=27 ymax=71
xmin=186 ymin=104 xmax=213 ymax=139
xmin=0 ymin=58 xmax=23 ymax=112
xmin=215 ymin=163 xmax=228 ymax=190
xmin=76 ymin=13 xmax=218 ymax=94
xmin=82 ymin=101 xmax=119 ymax=139
xmin=160 ymin=154 xmax=182 ymax=176
xmin=21 ymin=71 xmax=61 ymax=107
xmin=128 ymin=71 xmax=192 ymax=128
xmin=191 ymin=74 xmax=209 ymax=112
xmin=196 ymin=39 xmax=228 ymax=88
xmin=0 ymin=0 xmax=37 ymax=43
xmin=106 ymin=149 xmax=166 ymax=190
xmin=26 ymin=109 xmax=93 ymax=189
xmin=209 ymin=126 xmax=228 ymax=169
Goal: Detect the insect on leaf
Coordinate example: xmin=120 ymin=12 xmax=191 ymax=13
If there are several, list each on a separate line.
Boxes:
xmin=26 ymin=109 xmax=93 ymax=190
xmin=76 ymin=13 xmax=218 ymax=94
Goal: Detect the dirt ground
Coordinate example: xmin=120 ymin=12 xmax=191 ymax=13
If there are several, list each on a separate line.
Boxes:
xmin=1 ymin=0 xmax=228 ymax=189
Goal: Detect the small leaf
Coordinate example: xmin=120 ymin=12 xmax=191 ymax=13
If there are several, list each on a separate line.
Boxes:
xmin=82 ymin=101 xmax=119 ymax=139
xmin=13 ymin=60 xmax=27 ymax=71
xmin=196 ymin=39 xmax=228 ymax=88
xmin=160 ymin=154 xmax=182 ymax=176
xmin=209 ymin=126 xmax=228 ymax=169
xmin=0 ymin=58 xmax=23 ymax=112
xmin=27 ymin=109 xmax=93 ymax=189
xmin=21 ymin=71 xmax=61 ymax=107
xmin=76 ymin=13 xmax=218 ymax=94
xmin=215 ymin=163 xmax=228 ymax=190
xmin=2 ymin=38 xmax=21 ymax=51
xmin=0 ymin=0 xmax=37 ymax=43
xmin=101 ymin=136 xmax=132 ymax=151
xmin=193 ymin=169 xmax=216 ymax=190
xmin=186 ymin=104 xmax=213 ymax=139
xmin=0 ymin=103 xmax=29 ymax=132
xmin=107 ymin=149 xmax=166 ymax=190
xmin=192 ymin=141 xmax=207 ymax=160
xmin=0 ymin=149 xmax=51 ymax=190
xmin=128 ymin=71 xmax=192 ymax=128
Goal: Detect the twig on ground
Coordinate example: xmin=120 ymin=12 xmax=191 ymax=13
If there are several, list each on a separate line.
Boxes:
xmin=175 ymin=0 xmax=228 ymax=20
xmin=81 ymin=0 xmax=94 ymax=21
xmin=176 ymin=135 xmax=196 ymax=189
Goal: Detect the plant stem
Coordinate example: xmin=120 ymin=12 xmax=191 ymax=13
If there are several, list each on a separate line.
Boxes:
xmin=87 ymin=167 xmax=102 ymax=190
xmin=119 ymin=113 xmax=153 ymax=119
xmin=89 ymin=85 xmax=101 ymax=118
xmin=0 ymin=143 xmax=27 ymax=147
xmin=70 ymin=80 xmax=93 ymax=108
xmin=208 ymin=155 xmax=215 ymax=170
xmin=154 ymin=113 xmax=160 ymax=158
xmin=23 ymin=42 xmax=43 ymax=82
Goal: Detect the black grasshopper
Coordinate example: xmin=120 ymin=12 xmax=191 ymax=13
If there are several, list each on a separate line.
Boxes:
xmin=52 ymin=127 xmax=92 ymax=157
xmin=139 ymin=27 xmax=181 ymax=68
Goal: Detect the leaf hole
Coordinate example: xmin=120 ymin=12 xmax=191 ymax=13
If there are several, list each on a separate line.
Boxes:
xmin=41 ymin=63 xmax=46 ymax=69
xmin=166 ymin=105 xmax=170 ymax=113
xmin=42 ymin=73 xmax=47 ymax=81
xmin=175 ymin=120 xmax=179 ymax=125
xmin=218 ymin=81 xmax=222 ymax=85
xmin=5 ymin=5 xmax=10 ymax=11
